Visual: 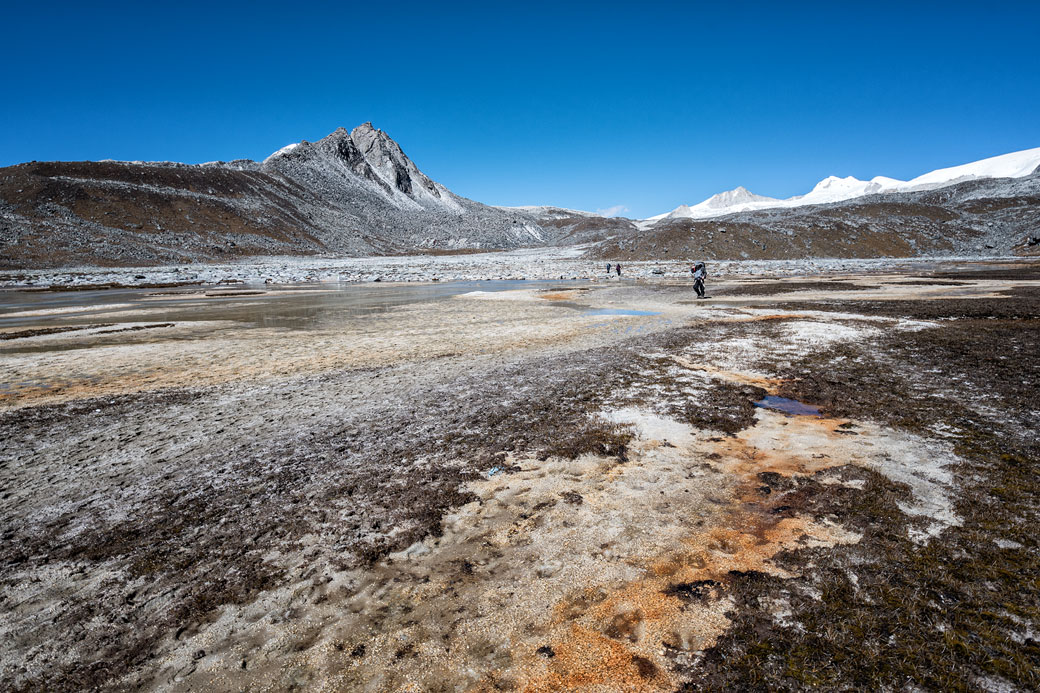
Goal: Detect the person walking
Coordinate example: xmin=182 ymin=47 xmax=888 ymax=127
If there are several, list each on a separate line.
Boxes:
xmin=606 ymin=262 xmax=612 ymax=275
xmin=692 ymin=262 xmax=707 ymax=298
xmin=615 ymin=263 xmax=622 ymax=278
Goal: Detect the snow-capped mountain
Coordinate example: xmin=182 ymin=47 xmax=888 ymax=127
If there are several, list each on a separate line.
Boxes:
xmin=901 ymin=147 xmax=1040 ymax=188
xmin=646 ymin=186 xmax=780 ymax=222
xmin=4 ymin=127 xmax=1038 ymax=269
xmin=0 ymin=123 xmax=560 ymax=266
xmin=648 ymin=147 xmax=1040 ymax=222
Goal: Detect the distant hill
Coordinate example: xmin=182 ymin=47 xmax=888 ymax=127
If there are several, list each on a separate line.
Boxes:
xmin=2 ymin=127 xmax=1038 ymax=269
xmin=644 ymin=147 xmax=1040 ymax=222
xmin=590 ymin=172 xmax=1040 ymax=261
xmin=0 ymin=124 xmax=565 ymax=268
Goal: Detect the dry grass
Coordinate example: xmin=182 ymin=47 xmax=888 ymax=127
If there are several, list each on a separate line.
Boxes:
xmin=679 ymin=289 xmax=1040 ymax=691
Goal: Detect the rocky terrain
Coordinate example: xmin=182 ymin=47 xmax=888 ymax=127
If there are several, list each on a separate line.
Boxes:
xmin=594 ymin=172 xmax=1040 ymax=261
xmin=4 ymin=126 xmax=1037 ymax=270
xmin=497 ymin=206 xmax=640 ymax=246
xmin=1 ymin=260 xmax=1037 ymax=691
xmin=0 ymin=124 xmax=561 ymax=269
xmin=0 ymin=250 xmax=1018 ymax=291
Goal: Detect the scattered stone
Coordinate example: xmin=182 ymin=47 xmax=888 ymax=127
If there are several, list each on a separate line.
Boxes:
xmin=560 ymin=491 xmax=583 ymax=505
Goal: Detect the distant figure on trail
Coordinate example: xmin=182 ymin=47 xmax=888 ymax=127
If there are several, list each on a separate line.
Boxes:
xmin=692 ymin=262 xmax=707 ymax=298
xmin=615 ymin=263 xmax=622 ymax=277
xmin=606 ymin=262 xmax=612 ymax=275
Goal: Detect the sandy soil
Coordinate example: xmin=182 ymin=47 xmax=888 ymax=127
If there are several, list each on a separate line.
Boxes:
xmin=1 ymin=261 xmax=1037 ymax=691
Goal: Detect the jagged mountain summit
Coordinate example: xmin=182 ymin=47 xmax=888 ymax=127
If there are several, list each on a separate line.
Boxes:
xmin=263 ymin=123 xmax=465 ymax=216
xmin=649 ymin=146 xmax=1040 ymax=222
xmin=0 ymin=124 xmax=553 ymax=268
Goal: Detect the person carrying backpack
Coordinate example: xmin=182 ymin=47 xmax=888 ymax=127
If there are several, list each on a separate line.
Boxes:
xmin=615 ymin=263 xmax=622 ymax=278
xmin=692 ymin=262 xmax=707 ymax=298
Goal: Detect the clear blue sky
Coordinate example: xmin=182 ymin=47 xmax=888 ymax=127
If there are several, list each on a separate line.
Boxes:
xmin=3 ymin=1 xmax=1038 ymax=218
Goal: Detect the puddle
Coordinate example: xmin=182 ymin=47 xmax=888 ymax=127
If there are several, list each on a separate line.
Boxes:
xmin=753 ymin=395 xmax=822 ymax=417
xmin=584 ymin=308 xmax=661 ymax=317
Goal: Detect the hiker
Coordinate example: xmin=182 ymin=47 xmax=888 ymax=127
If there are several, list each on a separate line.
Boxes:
xmin=615 ymin=263 xmax=622 ymax=277
xmin=606 ymin=262 xmax=612 ymax=275
xmin=692 ymin=262 xmax=707 ymax=298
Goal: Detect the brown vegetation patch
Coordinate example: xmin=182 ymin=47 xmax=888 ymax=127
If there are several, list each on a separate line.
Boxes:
xmin=679 ymin=290 xmax=1040 ymax=690
xmin=777 ymin=285 xmax=1040 ymax=321
xmin=0 ymin=324 xmax=113 ymax=340
xmin=712 ymin=280 xmax=867 ymax=297
xmin=0 ymin=325 xmax=727 ymax=690
xmin=525 ymin=469 xmax=853 ymax=691
xmin=94 ymin=322 xmax=175 ymax=334
xmin=930 ymin=263 xmax=1040 ymax=281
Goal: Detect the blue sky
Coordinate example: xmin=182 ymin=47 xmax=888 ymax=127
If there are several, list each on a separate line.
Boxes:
xmin=3 ymin=1 xmax=1038 ymax=218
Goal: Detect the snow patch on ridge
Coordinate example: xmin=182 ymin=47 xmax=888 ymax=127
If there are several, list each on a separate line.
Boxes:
xmin=649 ymin=146 xmax=1040 ymax=222
xmin=262 ymin=142 xmax=300 ymax=164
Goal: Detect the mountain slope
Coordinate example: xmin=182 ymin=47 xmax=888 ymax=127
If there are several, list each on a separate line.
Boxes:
xmin=0 ymin=124 xmax=554 ymax=268
xmin=3 ymin=131 xmax=1038 ymax=269
xmin=495 ymin=205 xmax=639 ymax=244
xmin=593 ymin=171 xmax=1040 ymax=261
xmin=648 ymin=147 xmax=1040 ymax=221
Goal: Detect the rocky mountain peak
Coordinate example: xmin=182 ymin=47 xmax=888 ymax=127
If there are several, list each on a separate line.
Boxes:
xmin=347 ymin=123 xmax=439 ymax=200
xmin=701 ymin=185 xmax=775 ymax=209
xmin=258 ymin=123 xmax=459 ymax=215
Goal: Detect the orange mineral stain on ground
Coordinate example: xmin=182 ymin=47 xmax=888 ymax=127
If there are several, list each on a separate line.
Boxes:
xmin=2 ymin=271 xmax=1009 ymax=692
xmin=513 ymin=434 xmax=856 ymax=692
xmin=669 ymin=355 xmax=784 ymax=392
xmin=523 ymin=624 xmax=671 ymax=692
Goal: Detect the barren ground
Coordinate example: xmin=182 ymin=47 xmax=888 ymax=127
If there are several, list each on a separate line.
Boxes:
xmin=1 ymin=261 xmax=1037 ymax=691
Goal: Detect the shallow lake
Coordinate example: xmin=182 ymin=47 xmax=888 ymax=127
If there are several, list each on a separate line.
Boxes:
xmin=0 ymin=280 xmax=586 ymax=332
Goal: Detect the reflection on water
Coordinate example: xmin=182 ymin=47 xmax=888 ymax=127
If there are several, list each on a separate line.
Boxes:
xmin=583 ymin=308 xmax=661 ymax=317
xmin=753 ymin=395 xmax=822 ymax=417
xmin=0 ymin=279 xmax=592 ymax=398
xmin=0 ymin=280 xmax=583 ymax=332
